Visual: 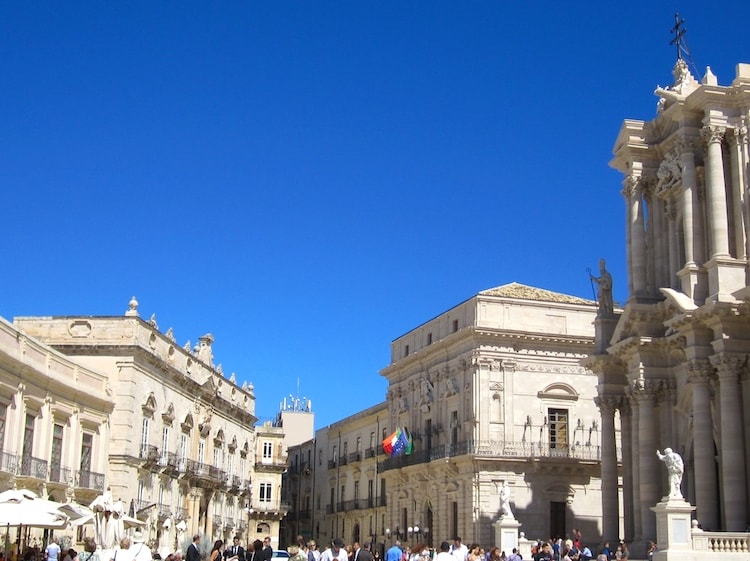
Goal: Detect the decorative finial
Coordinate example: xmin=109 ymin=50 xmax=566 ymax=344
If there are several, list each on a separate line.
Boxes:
xmin=148 ymin=313 xmax=158 ymax=329
xmin=126 ymin=296 xmax=139 ymax=317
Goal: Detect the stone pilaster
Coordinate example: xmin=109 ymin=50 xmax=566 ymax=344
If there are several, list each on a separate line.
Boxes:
xmin=710 ymin=353 xmax=748 ymax=531
xmin=686 ymin=360 xmax=719 ymax=530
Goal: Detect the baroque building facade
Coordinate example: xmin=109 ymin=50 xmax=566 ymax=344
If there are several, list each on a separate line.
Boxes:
xmin=9 ymin=298 xmax=287 ymax=551
xmin=596 ymin=59 xmax=750 ymax=555
xmin=285 ymin=283 xmax=614 ymax=550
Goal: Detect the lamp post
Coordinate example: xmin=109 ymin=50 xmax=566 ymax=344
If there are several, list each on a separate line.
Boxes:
xmin=385 ymin=526 xmax=403 ymax=540
xmin=407 ymin=525 xmax=429 ymax=541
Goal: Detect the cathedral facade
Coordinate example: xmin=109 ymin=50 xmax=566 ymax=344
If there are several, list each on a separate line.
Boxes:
xmin=596 ymin=59 xmax=750 ymax=554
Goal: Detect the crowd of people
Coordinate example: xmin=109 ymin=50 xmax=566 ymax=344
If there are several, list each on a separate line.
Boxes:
xmin=27 ymin=530 xmax=638 ymax=561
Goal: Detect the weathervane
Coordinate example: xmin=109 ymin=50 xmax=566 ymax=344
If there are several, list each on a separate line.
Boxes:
xmin=670 ymin=13 xmax=686 ymax=61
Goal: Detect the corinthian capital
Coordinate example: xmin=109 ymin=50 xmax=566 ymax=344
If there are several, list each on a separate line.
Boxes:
xmin=687 ymin=359 xmax=714 ymax=383
xmin=594 ymin=395 xmax=621 ymax=414
xmin=701 ymin=125 xmax=726 ymax=145
xmin=674 ymin=135 xmax=697 ymax=156
xmin=709 ymin=353 xmax=746 ymax=378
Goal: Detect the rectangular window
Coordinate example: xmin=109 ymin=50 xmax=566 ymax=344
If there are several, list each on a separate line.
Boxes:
xmin=179 ymin=434 xmax=187 ymax=470
xmin=263 ymin=441 xmax=273 ymax=460
xmin=404 ymin=345 xmax=409 ymax=357
xmin=356 ymin=436 xmax=361 ymax=452
xmin=213 ymin=447 xmax=221 ymax=467
xmin=354 ymin=480 xmax=360 ymax=502
xmin=0 ymin=403 xmax=7 ymax=452
xmin=452 ymin=319 xmax=459 ymax=333
xmin=140 ymin=417 xmax=150 ymax=457
xmin=80 ymin=433 xmax=92 ymax=472
xmin=549 ymin=408 xmax=568 ymax=450
xmin=198 ymin=438 xmax=206 ymax=464
xmin=427 ymin=333 xmax=432 ymax=345
xmin=22 ymin=414 xmax=34 ymax=460
xmin=368 ymin=479 xmax=373 ymax=506
xmin=369 ymin=432 xmax=375 ymax=449
xmin=259 ymin=483 xmax=272 ymax=503
xmin=161 ymin=427 xmax=169 ymax=462
xmin=450 ymin=411 xmax=459 ymax=445
xmin=137 ymin=479 xmax=145 ymax=501
xmin=50 ymin=424 xmax=63 ymax=481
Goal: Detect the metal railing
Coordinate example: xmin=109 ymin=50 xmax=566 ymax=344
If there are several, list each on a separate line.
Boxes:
xmin=379 ymin=439 xmax=612 ymax=472
xmin=75 ymin=469 xmax=106 ymax=490
xmin=20 ymin=455 xmax=49 ymax=479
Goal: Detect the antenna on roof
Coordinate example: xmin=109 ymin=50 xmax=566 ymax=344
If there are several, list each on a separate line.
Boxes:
xmin=669 ymin=13 xmax=700 ymax=77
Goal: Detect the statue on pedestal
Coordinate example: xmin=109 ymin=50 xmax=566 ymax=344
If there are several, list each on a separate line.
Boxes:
xmin=588 ymin=259 xmax=614 ymax=318
xmin=657 ymin=448 xmax=684 ymax=499
xmin=499 ymin=481 xmax=513 ymax=518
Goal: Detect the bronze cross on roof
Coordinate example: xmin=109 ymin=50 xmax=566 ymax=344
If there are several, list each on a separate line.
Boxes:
xmin=670 ymin=13 xmax=686 ymax=60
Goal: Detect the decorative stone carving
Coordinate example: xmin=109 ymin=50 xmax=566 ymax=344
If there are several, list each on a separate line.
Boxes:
xmin=148 ymin=314 xmax=158 ymax=329
xmin=446 ymin=377 xmax=459 ymax=396
xmin=419 ymin=376 xmax=434 ymax=412
xmin=656 ymin=154 xmax=682 ymax=193
xmin=197 ymin=334 xmax=215 ymax=366
xmin=165 ymin=327 xmax=176 ymax=342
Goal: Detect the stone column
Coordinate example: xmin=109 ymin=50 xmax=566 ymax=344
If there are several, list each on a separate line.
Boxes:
xmin=711 ymin=353 xmax=748 ymax=531
xmin=633 ymin=383 xmax=659 ymax=541
xmin=630 ymin=177 xmax=648 ymax=294
xmin=687 ymin=361 xmax=719 ymax=530
xmin=676 ymin=137 xmax=707 ymax=302
xmin=620 ymin=400 xmax=635 ymax=542
xmin=666 ymin=202 xmax=679 ymax=289
xmin=595 ymin=396 xmax=620 ymax=543
xmin=629 ymin=396 xmax=642 ymax=542
xmin=701 ymin=125 xmax=730 ymax=257
xmin=623 ymin=178 xmax=635 ymax=295
xmin=677 ymin=138 xmax=698 ymax=266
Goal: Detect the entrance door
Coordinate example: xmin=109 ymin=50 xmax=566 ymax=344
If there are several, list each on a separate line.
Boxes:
xmin=550 ymin=501 xmax=566 ymax=539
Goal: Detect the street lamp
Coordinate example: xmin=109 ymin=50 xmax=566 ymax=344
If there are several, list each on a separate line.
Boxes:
xmin=407 ymin=525 xmax=429 ymax=540
xmin=385 ymin=526 xmax=403 ymax=540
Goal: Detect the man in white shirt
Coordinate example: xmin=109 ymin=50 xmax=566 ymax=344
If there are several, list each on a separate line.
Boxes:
xmin=450 ymin=538 xmax=468 ymax=561
xmin=320 ymin=540 xmax=348 ymax=561
xmin=46 ymin=538 xmax=62 ymax=561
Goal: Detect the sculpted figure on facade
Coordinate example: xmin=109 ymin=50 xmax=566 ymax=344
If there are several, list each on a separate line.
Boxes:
xmin=656 ymin=155 xmax=681 ymax=193
xmin=657 ymin=447 xmax=684 ymax=499
xmin=499 ymin=481 xmax=513 ymax=518
xmin=446 ymin=377 xmax=459 ymax=397
xmin=588 ymin=259 xmax=614 ymax=318
xmin=419 ymin=376 xmax=434 ymax=412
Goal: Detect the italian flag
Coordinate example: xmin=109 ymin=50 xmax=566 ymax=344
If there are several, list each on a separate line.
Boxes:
xmin=382 ymin=428 xmax=401 ymax=455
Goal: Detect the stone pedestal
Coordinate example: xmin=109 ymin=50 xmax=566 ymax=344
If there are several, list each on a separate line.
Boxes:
xmin=594 ymin=317 xmax=618 ymax=354
xmin=651 ymin=497 xmax=696 ymax=560
xmin=493 ymin=516 xmax=521 ymax=555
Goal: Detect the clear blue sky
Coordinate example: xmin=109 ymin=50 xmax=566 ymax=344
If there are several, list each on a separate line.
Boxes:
xmin=1 ymin=2 xmax=748 ymax=430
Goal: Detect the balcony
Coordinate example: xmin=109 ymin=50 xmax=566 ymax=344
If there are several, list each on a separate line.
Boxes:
xmin=140 ymin=445 xmax=160 ymax=467
xmin=159 ymin=451 xmax=180 ymax=472
xmin=348 ymin=452 xmax=362 ymax=464
xmin=338 ymin=455 xmax=348 ymax=466
xmin=156 ymin=502 xmax=171 ymax=520
xmin=378 ymin=439 xmax=610 ymax=472
xmin=75 ymin=469 xmax=106 ymax=491
xmin=19 ymin=455 xmax=48 ymax=479
xmin=48 ymin=465 xmax=71 ymax=485
xmin=364 ymin=447 xmax=376 ymax=459
xmin=0 ymin=450 xmax=18 ymax=474
xmin=174 ymin=507 xmax=189 ymax=521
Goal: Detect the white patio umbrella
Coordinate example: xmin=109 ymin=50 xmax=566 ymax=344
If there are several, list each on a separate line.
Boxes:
xmin=0 ymin=489 xmax=74 ymax=528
